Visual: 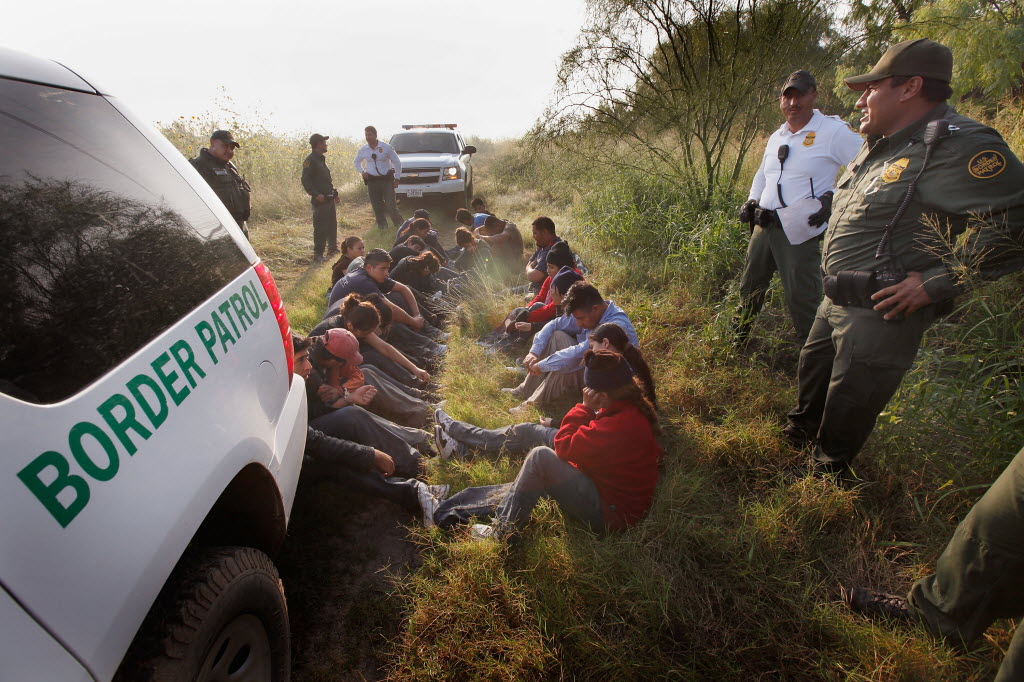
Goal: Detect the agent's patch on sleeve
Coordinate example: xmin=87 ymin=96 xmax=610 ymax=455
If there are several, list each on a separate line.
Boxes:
xmin=968 ymin=150 xmax=1006 ymax=179
xmin=303 ymin=160 xmax=311 ymax=168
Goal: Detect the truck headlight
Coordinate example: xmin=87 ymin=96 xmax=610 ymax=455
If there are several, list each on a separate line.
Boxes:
xmin=444 ymin=166 xmax=460 ymax=180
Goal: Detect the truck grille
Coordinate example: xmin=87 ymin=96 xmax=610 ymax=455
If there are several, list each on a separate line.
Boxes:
xmin=400 ymin=169 xmax=441 ymax=184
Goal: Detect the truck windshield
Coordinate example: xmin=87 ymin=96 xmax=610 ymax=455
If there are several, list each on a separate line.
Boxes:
xmin=389 ymin=132 xmax=459 ymax=154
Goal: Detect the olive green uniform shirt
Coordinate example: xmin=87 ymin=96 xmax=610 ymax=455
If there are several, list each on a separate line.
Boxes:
xmin=824 ymin=102 xmax=1024 ymax=302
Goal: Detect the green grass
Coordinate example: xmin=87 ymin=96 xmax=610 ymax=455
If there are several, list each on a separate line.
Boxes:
xmin=264 ymin=127 xmax=1020 ymax=679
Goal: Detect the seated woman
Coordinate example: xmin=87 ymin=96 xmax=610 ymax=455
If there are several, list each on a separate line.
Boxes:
xmin=432 ymin=350 xmax=662 ymax=539
xmin=311 ymin=329 xmax=432 ymax=428
xmin=294 ymin=335 xmax=447 ymax=526
xmin=310 ymin=294 xmax=434 ymax=389
xmin=434 ymin=322 xmax=658 ymax=459
xmin=391 ymin=250 xmax=443 ymax=298
xmin=453 ymin=226 xmax=492 ymax=274
xmin=331 ymin=236 xmax=365 ymax=285
xmin=390 ymin=234 xmax=427 ymax=264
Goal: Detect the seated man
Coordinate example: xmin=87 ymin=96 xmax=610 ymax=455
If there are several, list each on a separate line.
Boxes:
xmin=525 ymin=216 xmax=562 ymax=293
xmin=508 ymin=278 xmax=638 ymax=411
xmin=474 ymin=214 xmax=524 ymax=269
xmin=471 ymin=196 xmax=493 ymax=225
xmin=394 ymin=208 xmax=430 ymax=242
xmin=293 ymin=335 xmax=447 ymax=527
xmin=432 ymin=350 xmax=662 ymax=539
xmin=326 ymin=248 xmax=427 ymax=333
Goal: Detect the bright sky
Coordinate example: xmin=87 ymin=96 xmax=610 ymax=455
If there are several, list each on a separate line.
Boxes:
xmin=2 ymin=0 xmax=588 ymax=140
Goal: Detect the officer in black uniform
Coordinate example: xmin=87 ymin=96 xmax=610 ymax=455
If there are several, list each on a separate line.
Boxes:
xmin=302 ymin=133 xmax=340 ymax=262
xmin=190 ymin=130 xmax=252 ymax=239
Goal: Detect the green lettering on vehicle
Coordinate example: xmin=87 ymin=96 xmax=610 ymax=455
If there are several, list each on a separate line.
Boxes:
xmin=218 ymin=300 xmax=241 ymax=337
xmin=97 ymin=393 xmax=152 ymax=456
xmin=211 ymin=311 xmax=236 ymax=353
xmin=69 ymin=421 xmax=119 ymax=481
xmin=151 ymin=351 xmax=190 ymax=406
xmin=127 ymin=373 xmax=169 ymax=429
xmin=17 ymin=452 xmax=90 ymax=528
xmin=242 ymin=284 xmax=261 ymax=318
xmin=252 ymin=280 xmax=270 ymax=312
xmin=170 ymin=339 xmax=206 ymax=388
xmin=195 ymin=320 xmax=219 ymax=365
xmin=229 ymin=293 xmax=251 ymax=331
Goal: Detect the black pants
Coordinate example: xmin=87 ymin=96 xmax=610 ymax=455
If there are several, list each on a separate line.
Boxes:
xmin=311 ymin=200 xmax=338 ymax=257
xmin=366 ymin=178 xmax=403 ymax=230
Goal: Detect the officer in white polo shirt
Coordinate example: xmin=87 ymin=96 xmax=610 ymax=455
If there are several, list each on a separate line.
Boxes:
xmin=354 ymin=125 xmax=404 ymax=231
xmin=734 ymin=70 xmax=863 ymax=345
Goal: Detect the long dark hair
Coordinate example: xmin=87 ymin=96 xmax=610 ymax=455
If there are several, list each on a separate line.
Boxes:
xmin=590 ymin=322 xmax=657 ymax=411
xmin=583 ymin=350 xmax=658 ymax=430
xmin=339 ymin=294 xmax=380 ymax=333
xmin=363 ymin=293 xmax=393 ymax=331
xmin=408 ymin=250 xmax=440 ymax=274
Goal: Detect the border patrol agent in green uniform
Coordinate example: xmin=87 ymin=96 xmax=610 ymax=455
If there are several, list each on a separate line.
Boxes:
xmin=735 ymin=70 xmax=863 ymax=345
xmin=847 ymin=444 xmax=1024 ymax=681
xmin=302 ymin=133 xmax=340 ymax=262
xmin=190 ymin=130 xmax=252 ymax=239
xmin=783 ymin=39 xmax=1024 ymax=475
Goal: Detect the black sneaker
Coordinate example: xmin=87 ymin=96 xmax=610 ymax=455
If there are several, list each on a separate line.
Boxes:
xmin=786 ymin=460 xmax=855 ymax=485
xmin=844 ymin=587 xmax=915 ymax=624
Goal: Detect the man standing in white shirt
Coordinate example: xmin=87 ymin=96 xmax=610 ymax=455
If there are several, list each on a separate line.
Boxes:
xmin=734 ymin=70 xmax=863 ymax=345
xmin=354 ymin=125 xmax=404 ymax=231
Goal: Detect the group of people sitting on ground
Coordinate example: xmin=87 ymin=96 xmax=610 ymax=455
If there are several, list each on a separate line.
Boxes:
xmin=299 ymin=208 xmax=660 ymax=543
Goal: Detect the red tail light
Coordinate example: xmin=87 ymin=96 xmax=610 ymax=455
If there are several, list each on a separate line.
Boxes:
xmin=254 ymin=261 xmax=294 ymax=382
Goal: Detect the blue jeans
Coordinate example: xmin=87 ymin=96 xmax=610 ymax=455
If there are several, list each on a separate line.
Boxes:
xmin=446 ymin=420 xmax=556 ymax=460
xmin=310 ymin=405 xmax=421 ymax=478
xmin=434 ymin=446 xmax=603 ymax=535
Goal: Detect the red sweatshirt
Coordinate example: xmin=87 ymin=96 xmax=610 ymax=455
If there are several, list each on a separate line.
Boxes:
xmin=526 ymin=267 xmax=581 ymax=324
xmin=553 ymin=401 xmax=661 ymax=531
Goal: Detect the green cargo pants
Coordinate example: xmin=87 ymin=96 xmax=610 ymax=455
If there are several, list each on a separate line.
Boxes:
xmin=735 ymin=224 xmax=823 ymax=344
xmin=908 ymin=446 xmax=1024 ymax=682
xmin=786 ymin=297 xmax=938 ymax=468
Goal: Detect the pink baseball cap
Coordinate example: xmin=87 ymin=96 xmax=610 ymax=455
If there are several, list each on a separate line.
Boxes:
xmin=324 ymin=328 xmax=363 ymax=365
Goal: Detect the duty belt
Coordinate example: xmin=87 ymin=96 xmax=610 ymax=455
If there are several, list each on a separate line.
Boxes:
xmin=821 ymin=270 xmax=882 ymax=308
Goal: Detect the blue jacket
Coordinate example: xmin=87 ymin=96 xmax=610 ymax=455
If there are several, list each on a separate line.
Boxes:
xmin=530 ymin=300 xmax=638 ymax=374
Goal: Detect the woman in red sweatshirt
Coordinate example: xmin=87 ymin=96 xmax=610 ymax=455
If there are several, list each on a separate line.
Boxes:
xmin=456 ymin=349 xmax=661 ymax=540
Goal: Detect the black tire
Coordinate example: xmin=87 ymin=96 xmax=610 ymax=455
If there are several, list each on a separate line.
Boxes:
xmin=116 ymin=547 xmax=290 ymax=682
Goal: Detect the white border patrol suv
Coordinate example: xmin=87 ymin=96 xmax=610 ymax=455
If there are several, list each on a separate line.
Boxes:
xmin=0 ymin=47 xmax=307 ymax=681
xmin=390 ymin=124 xmax=476 ymax=210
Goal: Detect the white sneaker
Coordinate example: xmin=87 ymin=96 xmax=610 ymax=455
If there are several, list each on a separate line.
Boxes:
xmin=508 ymin=404 xmax=531 ymax=418
xmin=434 ymin=424 xmax=466 ymax=460
xmin=470 ymin=523 xmax=496 ymax=541
xmin=427 ymin=483 xmax=450 ymax=500
xmin=434 ymin=406 xmax=455 ymax=433
xmin=416 ymin=481 xmax=441 ymax=529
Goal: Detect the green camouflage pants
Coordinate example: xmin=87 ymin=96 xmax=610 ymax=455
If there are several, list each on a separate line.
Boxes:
xmin=908 ymin=445 xmax=1024 ymax=682
xmin=735 ymin=225 xmax=822 ymax=344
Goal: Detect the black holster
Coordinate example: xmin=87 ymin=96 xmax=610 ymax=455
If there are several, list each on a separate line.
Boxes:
xmin=822 ymin=270 xmax=879 ymax=308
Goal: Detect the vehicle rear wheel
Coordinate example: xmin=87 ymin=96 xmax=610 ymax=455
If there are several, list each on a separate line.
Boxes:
xmin=115 ymin=547 xmax=290 ymax=682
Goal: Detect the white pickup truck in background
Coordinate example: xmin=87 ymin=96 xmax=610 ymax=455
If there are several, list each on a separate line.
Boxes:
xmin=390 ymin=124 xmax=476 ymax=211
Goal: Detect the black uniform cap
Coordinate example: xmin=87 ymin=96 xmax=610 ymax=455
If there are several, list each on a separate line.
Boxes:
xmin=781 ymin=70 xmax=817 ymax=96
xmin=309 ymin=133 xmax=330 ymax=146
xmin=211 ymin=130 xmax=240 ymax=148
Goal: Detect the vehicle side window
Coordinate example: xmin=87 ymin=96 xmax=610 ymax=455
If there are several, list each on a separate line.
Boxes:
xmin=0 ymin=78 xmax=250 ymax=404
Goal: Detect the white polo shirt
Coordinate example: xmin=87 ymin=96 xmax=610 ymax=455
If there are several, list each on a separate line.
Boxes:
xmin=354 ymin=140 xmax=403 ymax=178
xmin=748 ymin=109 xmax=863 ymax=210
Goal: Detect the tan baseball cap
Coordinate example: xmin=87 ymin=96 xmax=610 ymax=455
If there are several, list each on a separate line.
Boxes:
xmin=845 ymin=38 xmax=953 ymax=91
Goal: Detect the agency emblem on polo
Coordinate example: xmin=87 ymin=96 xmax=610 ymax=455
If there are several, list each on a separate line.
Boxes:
xmin=881 ymin=157 xmax=909 ymax=183
xmin=803 ymin=132 xmax=816 ymax=147
xmin=968 ymin=150 xmax=1006 ymax=179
